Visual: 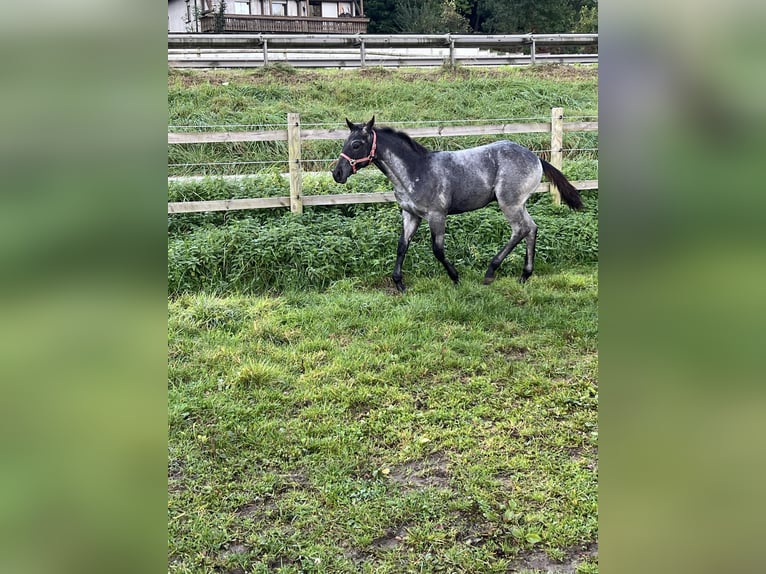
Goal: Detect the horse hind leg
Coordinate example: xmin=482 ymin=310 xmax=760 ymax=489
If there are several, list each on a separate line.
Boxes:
xmin=519 ymin=223 xmax=537 ymax=283
xmin=428 ymin=215 xmax=459 ymax=285
xmin=483 ymin=206 xmax=538 ymax=285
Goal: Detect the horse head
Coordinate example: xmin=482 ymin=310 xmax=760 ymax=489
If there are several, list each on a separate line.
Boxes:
xmin=332 ymin=116 xmax=376 ymax=183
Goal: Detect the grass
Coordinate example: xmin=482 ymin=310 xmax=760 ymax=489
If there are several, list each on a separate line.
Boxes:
xmin=169 ymin=269 xmax=598 ymax=573
xmin=168 ymin=64 xmax=598 ymax=572
xmin=168 ymin=187 xmax=597 ymax=295
xmin=168 ymin=65 xmax=598 ymax=177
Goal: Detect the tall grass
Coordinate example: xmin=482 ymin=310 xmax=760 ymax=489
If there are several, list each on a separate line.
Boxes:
xmin=168 ymin=187 xmax=597 ymax=295
xmin=168 ymin=65 xmax=598 ymax=294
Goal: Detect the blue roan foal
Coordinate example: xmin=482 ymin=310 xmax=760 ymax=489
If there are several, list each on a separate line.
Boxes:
xmin=332 ymin=117 xmax=583 ymax=293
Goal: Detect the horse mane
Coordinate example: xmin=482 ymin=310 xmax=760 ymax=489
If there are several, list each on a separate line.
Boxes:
xmin=377 ymin=126 xmax=430 ymax=155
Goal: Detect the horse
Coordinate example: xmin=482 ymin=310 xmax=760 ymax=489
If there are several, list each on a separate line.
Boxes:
xmin=332 ymin=117 xmax=583 ymax=293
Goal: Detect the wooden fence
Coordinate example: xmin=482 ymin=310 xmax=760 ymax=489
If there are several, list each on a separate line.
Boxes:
xmin=168 ymin=108 xmax=598 ymax=214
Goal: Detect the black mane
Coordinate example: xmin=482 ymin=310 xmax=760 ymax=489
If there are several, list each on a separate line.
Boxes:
xmin=377 ymin=126 xmax=430 ymax=156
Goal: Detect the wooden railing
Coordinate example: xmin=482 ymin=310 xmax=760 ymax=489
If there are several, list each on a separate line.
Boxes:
xmin=199 ymin=14 xmax=370 ymax=34
xmin=168 ymin=109 xmax=598 ymax=214
xmin=168 ymin=33 xmax=598 ymax=68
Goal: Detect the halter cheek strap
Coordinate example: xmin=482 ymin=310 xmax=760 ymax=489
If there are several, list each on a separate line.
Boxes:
xmin=339 ymin=130 xmax=377 ymax=174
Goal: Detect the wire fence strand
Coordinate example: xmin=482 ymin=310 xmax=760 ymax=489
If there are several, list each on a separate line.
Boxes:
xmin=169 ymin=114 xmax=598 ymax=132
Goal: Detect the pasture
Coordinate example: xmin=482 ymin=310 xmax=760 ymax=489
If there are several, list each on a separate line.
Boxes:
xmin=168 ymin=65 xmax=598 ymax=573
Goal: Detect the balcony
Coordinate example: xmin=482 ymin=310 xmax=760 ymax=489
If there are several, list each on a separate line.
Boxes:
xmin=200 ymin=14 xmax=370 ymax=34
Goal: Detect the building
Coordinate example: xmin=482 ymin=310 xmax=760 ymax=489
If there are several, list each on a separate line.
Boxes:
xmin=169 ymin=1 xmax=368 ymax=34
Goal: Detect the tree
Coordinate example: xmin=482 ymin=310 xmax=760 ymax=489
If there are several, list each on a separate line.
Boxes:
xmin=573 ymin=0 xmax=598 ymax=33
xmin=365 ymin=0 xmax=399 ymax=33
xmin=366 ymin=0 xmax=596 ymax=35
xmin=392 ymin=0 xmax=470 ymax=34
xmin=478 ymin=0 xmax=576 ymax=34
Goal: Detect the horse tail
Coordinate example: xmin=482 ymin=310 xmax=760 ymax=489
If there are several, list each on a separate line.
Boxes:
xmin=540 ymin=159 xmax=584 ymax=210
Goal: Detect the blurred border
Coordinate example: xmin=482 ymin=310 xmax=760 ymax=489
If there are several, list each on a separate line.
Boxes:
xmin=0 ymin=2 xmax=168 ymax=573
xmin=600 ymin=1 xmax=766 ymax=573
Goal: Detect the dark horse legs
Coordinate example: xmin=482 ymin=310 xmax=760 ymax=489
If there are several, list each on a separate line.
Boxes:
xmin=392 ymin=212 xmax=460 ymax=293
xmin=428 ymin=216 xmax=459 ymax=285
xmin=392 ymin=211 xmax=421 ymax=293
xmin=484 ymin=207 xmax=538 ymax=284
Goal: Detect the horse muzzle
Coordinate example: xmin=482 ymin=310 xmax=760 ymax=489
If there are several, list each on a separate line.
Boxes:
xmin=332 ymin=161 xmax=350 ymax=184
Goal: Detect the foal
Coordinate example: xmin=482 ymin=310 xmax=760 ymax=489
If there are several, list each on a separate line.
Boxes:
xmin=332 ymin=117 xmax=583 ymax=293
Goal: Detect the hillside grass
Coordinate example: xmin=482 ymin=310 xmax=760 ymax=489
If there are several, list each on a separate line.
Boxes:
xmin=168 ymin=64 xmax=598 ymax=573
xmin=168 ymin=65 xmax=598 ymax=176
xmin=168 ymin=65 xmax=598 ymax=295
xmin=169 ymin=269 xmax=598 ymax=574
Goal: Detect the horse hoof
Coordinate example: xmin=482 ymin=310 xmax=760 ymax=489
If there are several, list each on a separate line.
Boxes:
xmin=517 ymin=274 xmax=530 ymax=284
xmin=483 ymin=276 xmax=495 ymax=285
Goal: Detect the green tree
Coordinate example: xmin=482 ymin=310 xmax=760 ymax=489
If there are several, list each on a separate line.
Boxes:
xmin=573 ymin=0 xmax=598 ymax=33
xmin=392 ymin=0 xmax=470 ymax=34
xmin=393 ymin=0 xmax=442 ymax=33
xmin=366 ymin=0 xmax=596 ymax=35
xmin=479 ymin=0 xmax=576 ymax=33
xmin=365 ymin=0 xmax=399 ymax=33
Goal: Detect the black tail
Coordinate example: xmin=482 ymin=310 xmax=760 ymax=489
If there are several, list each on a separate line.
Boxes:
xmin=540 ymin=159 xmax=584 ymax=210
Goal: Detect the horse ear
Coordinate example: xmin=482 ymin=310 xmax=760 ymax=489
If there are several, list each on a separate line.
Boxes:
xmin=345 ymin=118 xmax=355 ymax=131
xmin=366 ymin=116 xmax=376 ymax=131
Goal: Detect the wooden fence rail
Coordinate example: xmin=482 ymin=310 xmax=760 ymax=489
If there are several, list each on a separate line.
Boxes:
xmin=168 ymin=109 xmax=598 ymax=214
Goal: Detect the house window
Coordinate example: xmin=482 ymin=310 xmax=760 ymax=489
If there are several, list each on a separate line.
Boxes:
xmin=338 ymin=2 xmax=352 ymax=17
xmin=271 ymin=1 xmax=287 ymax=16
xmin=234 ymin=1 xmax=251 ymax=15
xmin=309 ymin=1 xmax=321 ymax=17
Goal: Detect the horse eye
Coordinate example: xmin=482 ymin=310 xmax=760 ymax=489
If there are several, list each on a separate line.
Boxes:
xmin=351 ymin=141 xmax=361 ymax=150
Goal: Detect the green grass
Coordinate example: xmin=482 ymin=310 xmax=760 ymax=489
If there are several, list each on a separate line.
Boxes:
xmin=168 ymin=187 xmax=597 ymax=295
xmin=169 ymin=269 xmax=598 ymax=573
xmin=168 ymin=64 xmax=598 ymax=572
xmin=168 ymin=65 xmax=598 ymax=176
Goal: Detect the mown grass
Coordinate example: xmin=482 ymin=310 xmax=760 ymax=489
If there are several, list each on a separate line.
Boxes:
xmin=169 ymin=269 xmax=598 ymax=573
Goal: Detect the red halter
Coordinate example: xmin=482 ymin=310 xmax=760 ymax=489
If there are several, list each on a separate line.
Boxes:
xmin=339 ymin=130 xmax=377 ymax=174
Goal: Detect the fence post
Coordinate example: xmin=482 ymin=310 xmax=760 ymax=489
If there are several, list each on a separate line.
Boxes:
xmin=263 ymin=38 xmax=269 ymax=65
xmin=550 ymin=107 xmax=564 ymax=205
xmin=530 ymin=37 xmax=536 ymax=65
xmin=287 ymin=113 xmax=303 ymax=214
xmin=360 ymin=39 xmax=366 ymax=68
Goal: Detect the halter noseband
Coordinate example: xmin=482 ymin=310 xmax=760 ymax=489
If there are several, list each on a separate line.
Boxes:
xmin=339 ymin=130 xmax=377 ymax=174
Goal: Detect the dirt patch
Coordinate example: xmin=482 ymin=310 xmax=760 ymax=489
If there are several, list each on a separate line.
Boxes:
xmin=168 ymin=460 xmax=185 ymax=493
xmin=267 ymin=555 xmax=301 ymax=570
xmin=220 ymin=543 xmax=250 ymax=559
xmin=502 ymin=344 xmax=530 ymax=360
xmin=236 ymin=471 xmax=312 ymax=518
xmin=371 ymin=525 xmax=409 ymax=551
xmin=518 ymin=64 xmax=598 ymax=82
xmin=508 ymin=541 xmax=598 ymax=573
xmin=387 ymin=452 xmax=450 ymax=490
xmin=169 ymin=67 xmax=322 ymax=88
xmin=236 ymin=496 xmax=277 ymax=518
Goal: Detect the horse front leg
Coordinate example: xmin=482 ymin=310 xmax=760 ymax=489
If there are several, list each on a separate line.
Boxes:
xmin=392 ymin=210 xmax=421 ymax=293
xmin=428 ymin=215 xmax=459 ymax=285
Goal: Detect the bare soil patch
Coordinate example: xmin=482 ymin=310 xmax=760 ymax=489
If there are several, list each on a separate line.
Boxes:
xmin=508 ymin=541 xmax=598 ymax=573
xmin=387 ymin=452 xmax=450 ymax=490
